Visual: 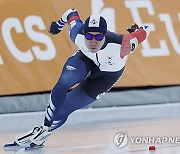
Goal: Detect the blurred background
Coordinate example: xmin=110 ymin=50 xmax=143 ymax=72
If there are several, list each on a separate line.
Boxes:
xmin=0 ymin=0 xmax=180 ymax=132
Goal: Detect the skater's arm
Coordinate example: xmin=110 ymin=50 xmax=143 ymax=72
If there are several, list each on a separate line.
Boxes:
xmin=120 ymin=25 xmax=150 ymax=58
xmin=49 ymin=9 xmax=84 ymax=43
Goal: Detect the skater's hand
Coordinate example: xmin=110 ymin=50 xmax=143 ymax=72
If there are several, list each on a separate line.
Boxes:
xmin=48 ymin=21 xmax=61 ymax=35
xmin=127 ymin=23 xmax=139 ymax=33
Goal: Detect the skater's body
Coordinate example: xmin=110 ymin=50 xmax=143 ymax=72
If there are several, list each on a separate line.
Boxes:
xmin=13 ymin=9 xmax=150 ymax=147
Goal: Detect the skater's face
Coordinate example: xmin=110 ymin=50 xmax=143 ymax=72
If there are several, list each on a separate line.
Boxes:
xmin=84 ymin=32 xmax=105 ymax=53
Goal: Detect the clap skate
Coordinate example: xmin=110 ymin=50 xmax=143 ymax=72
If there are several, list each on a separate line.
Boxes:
xmin=4 ymin=126 xmax=52 ymax=151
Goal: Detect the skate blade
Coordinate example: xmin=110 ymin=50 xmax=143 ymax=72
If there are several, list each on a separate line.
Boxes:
xmin=3 ymin=142 xmax=22 ymax=151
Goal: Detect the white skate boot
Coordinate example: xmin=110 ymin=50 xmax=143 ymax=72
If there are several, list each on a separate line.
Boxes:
xmin=15 ymin=127 xmax=40 ymax=147
xmin=30 ymin=126 xmax=52 ymax=146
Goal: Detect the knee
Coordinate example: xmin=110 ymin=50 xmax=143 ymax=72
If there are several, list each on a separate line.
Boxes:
xmin=80 ymin=84 xmax=106 ymax=100
xmin=85 ymin=90 xmax=106 ymax=99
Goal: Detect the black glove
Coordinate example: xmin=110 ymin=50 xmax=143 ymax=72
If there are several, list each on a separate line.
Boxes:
xmin=48 ymin=21 xmax=61 ymax=34
xmin=127 ymin=23 xmax=139 ymax=33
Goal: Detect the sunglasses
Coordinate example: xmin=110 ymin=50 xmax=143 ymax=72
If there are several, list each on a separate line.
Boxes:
xmin=85 ymin=33 xmax=104 ymax=41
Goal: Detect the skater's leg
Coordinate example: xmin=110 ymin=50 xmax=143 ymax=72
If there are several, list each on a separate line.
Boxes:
xmin=44 ymin=54 xmax=90 ymax=127
xmin=15 ymin=54 xmax=91 ymax=147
